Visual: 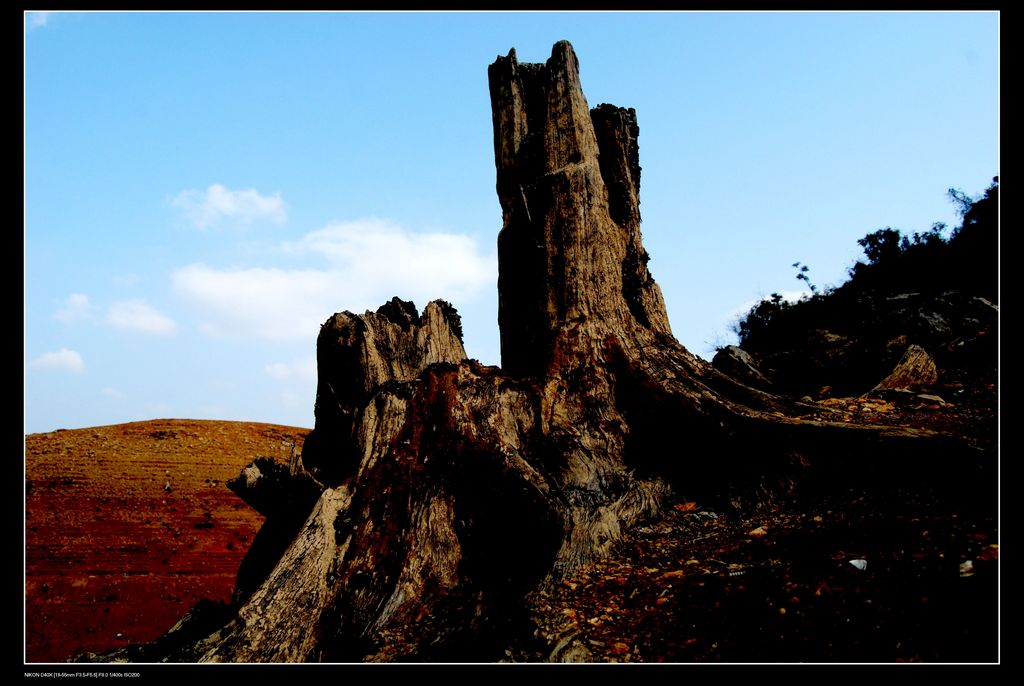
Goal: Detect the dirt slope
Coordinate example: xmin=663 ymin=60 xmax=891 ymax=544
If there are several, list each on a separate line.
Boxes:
xmin=24 ymin=419 xmax=309 ymax=663
xmin=25 ymin=396 xmax=996 ymax=663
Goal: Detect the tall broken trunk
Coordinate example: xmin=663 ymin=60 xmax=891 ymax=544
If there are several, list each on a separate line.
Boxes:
xmin=112 ymin=41 xmax=971 ymax=664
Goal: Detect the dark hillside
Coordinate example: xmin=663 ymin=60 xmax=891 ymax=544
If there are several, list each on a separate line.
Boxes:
xmin=728 ymin=179 xmax=998 ymax=399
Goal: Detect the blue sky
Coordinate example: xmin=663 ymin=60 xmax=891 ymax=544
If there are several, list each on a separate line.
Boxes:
xmin=24 ymin=11 xmax=999 ymax=434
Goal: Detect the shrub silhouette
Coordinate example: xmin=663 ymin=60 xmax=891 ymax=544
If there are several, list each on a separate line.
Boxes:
xmin=733 ymin=177 xmax=998 ymax=395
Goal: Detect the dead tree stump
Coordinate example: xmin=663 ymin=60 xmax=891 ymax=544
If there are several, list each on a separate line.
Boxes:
xmin=102 ymin=41 xmax=976 ymax=664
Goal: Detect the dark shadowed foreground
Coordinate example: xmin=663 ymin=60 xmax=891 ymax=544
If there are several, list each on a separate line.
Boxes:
xmin=62 ymin=41 xmax=995 ymax=663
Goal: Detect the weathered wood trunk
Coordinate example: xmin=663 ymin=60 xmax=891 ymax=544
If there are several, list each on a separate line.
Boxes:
xmin=103 ymin=41 xmax=972 ymax=664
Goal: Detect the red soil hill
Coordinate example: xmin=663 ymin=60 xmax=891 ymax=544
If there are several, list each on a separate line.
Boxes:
xmin=24 ymin=419 xmax=309 ymax=663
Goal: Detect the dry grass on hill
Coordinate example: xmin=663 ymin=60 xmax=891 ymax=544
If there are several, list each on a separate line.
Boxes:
xmin=24 ymin=419 xmax=309 ymax=663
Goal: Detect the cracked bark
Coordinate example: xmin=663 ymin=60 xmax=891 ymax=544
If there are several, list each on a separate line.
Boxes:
xmin=100 ymin=41 xmax=975 ymax=664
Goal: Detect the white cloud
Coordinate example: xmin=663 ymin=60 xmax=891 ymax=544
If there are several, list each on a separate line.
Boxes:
xmin=106 ymin=300 xmax=178 ymax=335
xmin=172 ymin=184 xmax=287 ymax=229
xmin=173 ymin=218 xmax=495 ymax=342
xmin=54 ymin=293 xmax=92 ymax=324
xmin=173 ymin=265 xmax=338 ymax=341
xmin=264 ymin=357 xmax=317 ymax=382
xmin=101 ymin=387 xmax=126 ymax=400
xmin=287 ymin=219 xmax=492 ymax=294
xmin=28 ymin=348 xmax=84 ymax=374
xmin=27 ymin=12 xmax=54 ymax=29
